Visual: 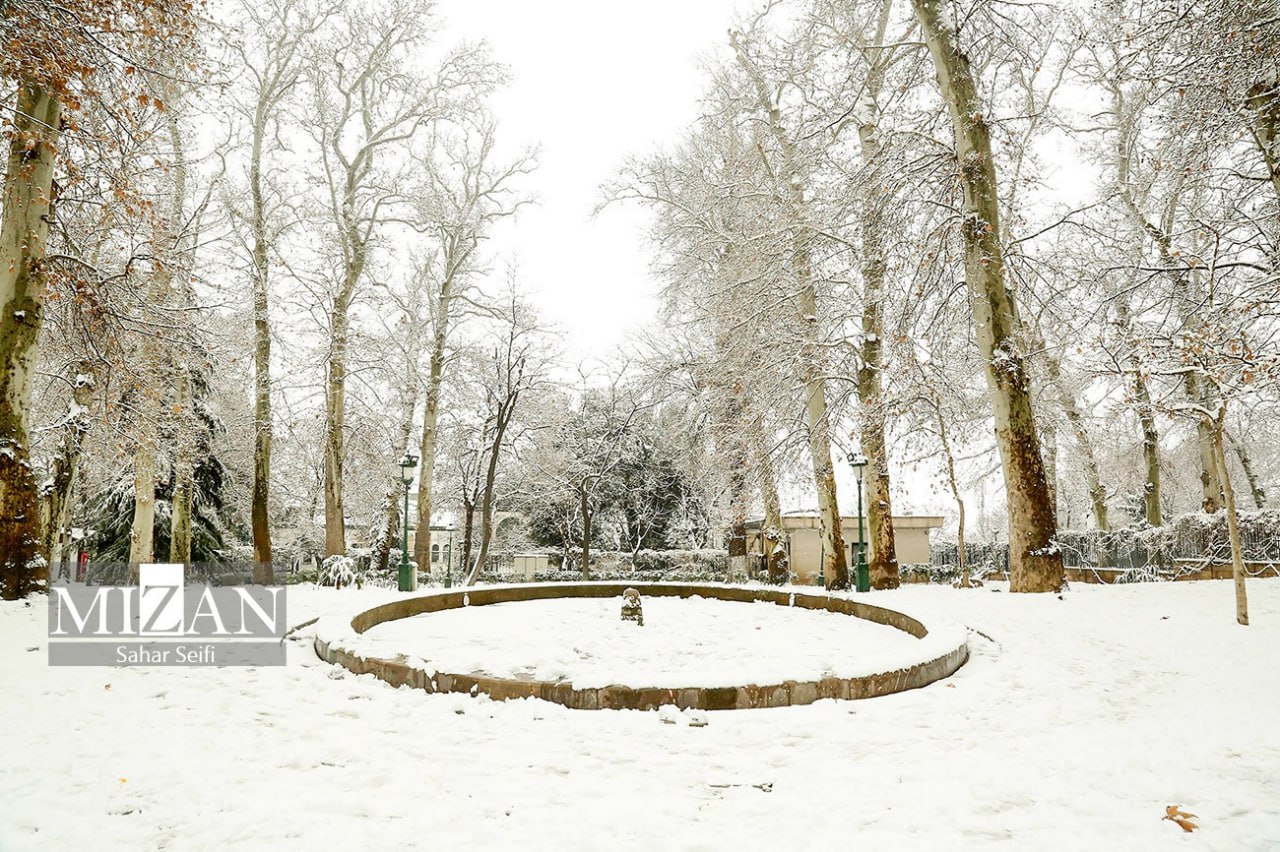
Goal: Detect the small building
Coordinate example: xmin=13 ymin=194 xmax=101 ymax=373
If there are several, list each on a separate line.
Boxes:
xmin=744 ymin=512 xmax=945 ymax=584
xmin=408 ymin=524 xmax=459 ymax=569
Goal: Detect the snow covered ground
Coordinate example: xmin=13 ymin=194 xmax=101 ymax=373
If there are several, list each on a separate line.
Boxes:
xmin=363 ymin=595 xmax=927 ymax=688
xmin=2 ymin=580 xmax=1279 ymax=850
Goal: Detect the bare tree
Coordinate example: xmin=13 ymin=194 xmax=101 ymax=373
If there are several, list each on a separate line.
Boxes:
xmin=303 ymin=0 xmax=500 ymax=556
xmin=412 ymin=117 xmax=535 ymax=575
xmin=226 ymin=0 xmax=337 ymax=579
xmin=462 ymin=291 xmax=547 ymax=585
xmin=0 ymin=2 xmax=198 ymax=596
xmin=910 ymin=0 xmax=1064 ymax=592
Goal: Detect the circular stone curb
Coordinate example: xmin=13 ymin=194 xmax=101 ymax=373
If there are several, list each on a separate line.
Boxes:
xmin=313 ymin=583 xmax=969 ymax=711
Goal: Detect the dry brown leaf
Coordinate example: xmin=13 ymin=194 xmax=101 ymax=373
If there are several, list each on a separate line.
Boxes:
xmin=1163 ymin=804 xmax=1199 ymax=832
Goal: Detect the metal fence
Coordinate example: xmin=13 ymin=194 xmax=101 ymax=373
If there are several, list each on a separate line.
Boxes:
xmin=932 ymin=510 xmax=1280 ymax=579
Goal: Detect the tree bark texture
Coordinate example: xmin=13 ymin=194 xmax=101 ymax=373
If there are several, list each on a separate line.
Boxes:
xmin=0 ymin=80 xmax=62 ymax=598
xmin=168 ymin=369 xmax=194 ymax=563
xmin=933 ymin=395 xmax=970 ymax=587
xmin=759 ymin=439 xmax=787 ymax=582
xmin=1043 ymin=354 xmax=1109 ymax=530
xmin=1114 ymin=297 xmax=1162 ymax=525
xmin=413 ymin=267 xmax=455 ymax=570
xmin=855 ymin=28 xmax=900 ymax=589
xmin=1246 ymin=80 xmax=1280 ymax=205
xmin=579 ymin=484 xmax=593 ymax=581
xmin=1211 ymin=408 xmax=1249 ymax=626
xmin=323 ymin=283 xmax=355 ymax=556
xmin=38 ymin=368 xmax=94 ymax=569
xmin=1229 ymin=431 xmax=1268 ymax=510
xmin=912 ymin=0 xmax=1063 ymax=592
xmin=249 ymin=102 xmax=274 ymax=578
xmin=463 ymin=390 xmax=519 ymax=586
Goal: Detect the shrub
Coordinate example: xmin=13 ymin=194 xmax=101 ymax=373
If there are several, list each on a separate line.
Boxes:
xmin=315 ymin=555 xmax=394 ymax=589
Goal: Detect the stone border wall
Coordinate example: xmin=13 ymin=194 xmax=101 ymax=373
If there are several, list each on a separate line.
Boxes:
xmin=314 ymin=583 xmax=969 ymax=711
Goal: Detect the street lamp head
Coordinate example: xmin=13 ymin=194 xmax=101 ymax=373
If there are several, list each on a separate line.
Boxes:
xmin=398 ymin=452 xmax=419 ymax=471
xmin=848 ymin=452 xmax=868 ymax=470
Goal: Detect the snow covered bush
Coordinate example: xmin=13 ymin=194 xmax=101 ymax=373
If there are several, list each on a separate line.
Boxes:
xmin=900 ymin=563 xmax=961 ymax=585
xmin=631 ymin=549 xmax=728 ymax=573
xmin=1053 ymin=510 xmax=1280 ymax=576
xmin=315 ymin=555 xmax=393 ymax=589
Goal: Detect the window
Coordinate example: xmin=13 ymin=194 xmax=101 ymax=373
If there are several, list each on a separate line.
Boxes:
xmin=431 ymin=544 xmax=440 ymax=563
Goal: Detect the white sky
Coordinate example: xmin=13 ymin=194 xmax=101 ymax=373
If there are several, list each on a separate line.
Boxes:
xmin=435 ymin=0 xmax=748 ymax=364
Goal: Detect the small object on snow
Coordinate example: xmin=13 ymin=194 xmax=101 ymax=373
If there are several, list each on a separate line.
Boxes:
xmin=620 ymin=588 xmax=644 ymax=626
xmin=658 ymin=704 xmax=680 ymax=725
xmin=1163 ymin=805 xmax=1198 ymax=832
xmin=708 ymin=781 xmax=771 ymax=793
xmin=104 ymin=684 xmax=111 ymax=690
xmin=26 ymin=646 xmax=37 ymax=652
xmin=686 ymin=709 xmax=708 ymax=728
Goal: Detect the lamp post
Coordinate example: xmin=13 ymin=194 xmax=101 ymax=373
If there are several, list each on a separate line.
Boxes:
xmin=397 ymin=453 xmax=418 ymax=592
xmin=849 ymin=452 xmax=870 ymax=592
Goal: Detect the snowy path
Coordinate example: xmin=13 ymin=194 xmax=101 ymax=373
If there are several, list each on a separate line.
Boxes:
xmin=2 ymin=581 xmax=1278 ymax=850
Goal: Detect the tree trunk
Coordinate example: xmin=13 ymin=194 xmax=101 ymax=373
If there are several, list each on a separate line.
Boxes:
xmin=168 ymin=370 xmax=194 ymax=564
xmin=1042 ymin=422 xmax=1058 ymax=519
xmin=1211 ymin=407 xmax=1249 ymax=626
xmin=375 ymin=382 xmax=418 ymax=577
xmin=1246 ymin=80 xmax=1280 ymax=205
xmin=724 ymin=387 xmax=752 ymax=581
xmin=579 ymin=485 xmax=592 ymax=581
xmin=856 ymin=183 xmax=899 ymax=587
xmin=1190 ymin=381 xmax=1225 ymax=513
xmin=1114 ymin=297 xmax=1162 ymax=525
xmin=460 ymin=497 xmax=476 ymax=582
xmin=249 ymin=114 xmax=274 ymax=580
xmin=369 ymin=488 xmax=399 ymax=574
xmin=1228 ymin=431 xmax=1268 ymax=510
xmin=855 ymin=0 xmax=900 ymax=591
xmin=929 ymin=390 xmax=970 ymax=586
xmin=1135 ymin=373 xmax=1163 ymax=526
xmin=0 ymin=80 xmax=62 ymax=599
xmin=912 ymin=0 xmax=1063 ymax=592
xmin=804 ymin=364 xmax=848 ymax=590
xmin=856 ymin=276 xmax=897 ymax=587
xmin=465 ymin=395 xmax=517 ymax=586
xmin=1043 ymin=354 xmax=1108 ymax=530
xmin=1112 ymin=84 xmax=1222 ymax=512
xmin=323 ymin=292 xmax=353 ymax=556
xmin=413 ymin=271 xmax=455 ymax=569
xmin=731 ymin=31 xmax=848 ymax=591
xmin=39 ymin=368 xmax=94 ymax=571
xmin=759 ymin=440 xmax=787 ymax=582
xmin=129 ymin=444 xmax=157 ymax=565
